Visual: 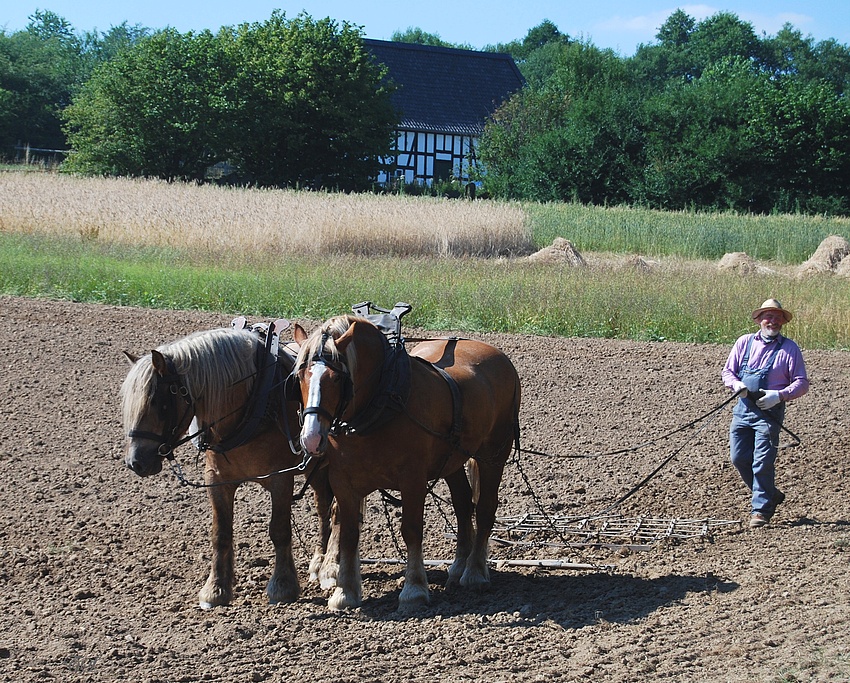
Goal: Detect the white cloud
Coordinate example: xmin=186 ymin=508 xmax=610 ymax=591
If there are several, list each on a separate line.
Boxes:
xmin=738 ymin=12 xmax=815 ymax=37
xmin=595 ymin=5 xmax=717 ymax=34
xmin=595 ymin=5 xmax=815 ymax=43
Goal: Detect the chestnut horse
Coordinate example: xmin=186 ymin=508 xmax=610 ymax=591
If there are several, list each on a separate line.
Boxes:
xmin=293 ymin=315 xmax=521 ymax=611
xmin=120 ymin=321 xmax=334 ymax=608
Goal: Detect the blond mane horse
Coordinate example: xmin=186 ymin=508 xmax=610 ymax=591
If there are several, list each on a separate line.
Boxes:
xmin=121 ymin=326 xmax=333 ymax=608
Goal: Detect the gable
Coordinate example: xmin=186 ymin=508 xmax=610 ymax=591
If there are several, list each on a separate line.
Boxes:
xmin=364 ymin=39 xmax=526 ymax=136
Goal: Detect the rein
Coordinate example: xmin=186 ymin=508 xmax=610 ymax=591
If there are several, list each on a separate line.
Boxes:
xmin=511 ymin=388 xmax=802 ymax=542
xmin=516 ymin=388 xmax=800 ymax=461
xmin=166 ymin=451 xmax=315 ymax=489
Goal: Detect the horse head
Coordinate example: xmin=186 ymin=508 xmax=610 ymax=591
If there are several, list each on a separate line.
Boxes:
xmin=122 ymin=327 xmax=278 ymax=477
xmin=294 ymin=320 xmax=352 ymax=456
xmin=120 ymin=349 xmax=196 ymax=476
xmin=294 ymin=316 xmax=390 ymax=456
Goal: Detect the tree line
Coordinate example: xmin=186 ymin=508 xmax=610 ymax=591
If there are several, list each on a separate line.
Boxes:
xmin=1 ymin=10 xmax=397 ymax=190
xmin=476 ymin=13 xmax=850 ymax=215
xmin=2 ymin=9 xmax=849 ymax=213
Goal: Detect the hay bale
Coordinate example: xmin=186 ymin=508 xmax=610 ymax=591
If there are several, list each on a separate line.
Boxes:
xmin=797 ymin=235 xmax=850 ymax=277
xmin=526 ymin=237 xmax=586 ymax=266
xmin=718 ymin=252 xmax=758 ymax=275
xmin=621 ymin=255 xmax=653 ymax=272
xmin=836 ymin=256 xmax=850 ymax=278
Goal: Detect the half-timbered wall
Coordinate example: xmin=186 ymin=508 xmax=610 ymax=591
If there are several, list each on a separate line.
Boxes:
xmin=377 ymin=129 xmax=479 ymax=186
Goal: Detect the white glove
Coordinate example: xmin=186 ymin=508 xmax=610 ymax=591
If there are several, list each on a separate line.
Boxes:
xmin=732 ymin=381 xmax=748 ymax=396
xmin=756 ymin=390 xmax=781 ymax=409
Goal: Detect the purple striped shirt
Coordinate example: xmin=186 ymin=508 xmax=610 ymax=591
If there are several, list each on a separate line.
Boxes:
xmin=722 ymin=333 xmax=809 ymax=401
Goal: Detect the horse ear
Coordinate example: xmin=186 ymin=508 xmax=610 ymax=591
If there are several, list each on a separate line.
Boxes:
xmin=293 ymin=323 xmax=309 ymax=344
xmin=335 ymin=323 xmax=357 ymax=354
xmin=123 ymin=350 xmax=140 ymax=365
xmin=150 ymin=349 xmax=169 ymax=376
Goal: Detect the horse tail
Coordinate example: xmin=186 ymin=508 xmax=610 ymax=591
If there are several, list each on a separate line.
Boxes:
xmin=512 ymin=371 xmax=522 ymax=454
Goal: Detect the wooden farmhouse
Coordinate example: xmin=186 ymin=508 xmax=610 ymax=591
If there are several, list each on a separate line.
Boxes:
xmin=364 ymin=39 xmax=525 ymax=186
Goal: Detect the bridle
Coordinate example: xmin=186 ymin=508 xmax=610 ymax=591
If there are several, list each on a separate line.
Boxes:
xmin=127 ymin=355 xmax=198 ymax=459
xmin=297 ymin=331 xmax=353 ymax=436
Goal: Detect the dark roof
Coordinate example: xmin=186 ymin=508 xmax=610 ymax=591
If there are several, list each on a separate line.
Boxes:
xmin=363 ymin=39 xmax=525 ymax=136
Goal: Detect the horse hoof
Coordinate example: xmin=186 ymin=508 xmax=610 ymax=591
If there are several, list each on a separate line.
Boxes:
xmin=308 ymin=552 xmax=325 ymax=583
xmin=446 ymin=561 xmax=465 ymax=587
xmin=460 ymin=564 xmax=491 ymax=591
xmin=399 ymin=584 xmax=430 ymax=610
xmin=318 ymin=561 xmax=339 ymax=590
xmin=198 ymin=583 xmax=231 ymax=608
xmin=460 ymin=574 xmax=491 ymax=592
xmin=266 ymin=583 xmax=300 ymax=604
xmin=328 ymin=587 xmax=361 ymax=611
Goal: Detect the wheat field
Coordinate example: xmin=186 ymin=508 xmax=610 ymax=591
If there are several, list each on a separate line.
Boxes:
xmin=2 ymin=170 xmax=848 ymax=349
xmin=0 ymin=172 xmax=532 ymax=259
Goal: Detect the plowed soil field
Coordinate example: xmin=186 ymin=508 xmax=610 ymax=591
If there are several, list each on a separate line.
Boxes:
xmin=2 ymin=296 xmax=848 ymax=682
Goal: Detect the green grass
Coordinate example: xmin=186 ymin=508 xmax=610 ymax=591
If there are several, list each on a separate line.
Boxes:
xmin=2 ymin=232 xmax=848 ymax=350
xmin=527 ymin=202 xmax=850 ymax=263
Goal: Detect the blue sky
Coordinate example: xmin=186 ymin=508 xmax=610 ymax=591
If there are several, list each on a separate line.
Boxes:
xmin=3 ymin=1 xmax=849 ymax=56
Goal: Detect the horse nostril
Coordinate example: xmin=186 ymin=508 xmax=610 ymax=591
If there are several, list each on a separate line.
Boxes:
xmin=125 ymin=453 xmax=162 ymax=477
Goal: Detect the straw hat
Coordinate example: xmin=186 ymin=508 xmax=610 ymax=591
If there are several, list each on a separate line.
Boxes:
xmin=752 ymin=298 xmax=792 ymax=324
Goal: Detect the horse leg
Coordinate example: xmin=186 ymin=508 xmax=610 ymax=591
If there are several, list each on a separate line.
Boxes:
xmin=318 ymin=496 xmax=366 ymax=590
xmin=307 ymin=468 xmax=337 ymax=587
xmin=199 ymin=483 xmax=238 ymax=608
xmin=461 ymin=458 xmax=507 ymax=591
xmin=444 ymin=466 xmax=474 ymax=588
xmin=264 ymin=475 xmax=300 ymax=604
xmin=327 ymin=492 xmax=363 ymax=611
xmin=316 ymin=499 xmax=340 ymax=589
xmin=398 ymin=487 xmax=430 ymax=611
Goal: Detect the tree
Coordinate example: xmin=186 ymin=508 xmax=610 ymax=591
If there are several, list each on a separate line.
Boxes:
xmin=390 ymin=27 xmax=473 ymax=50
xmin=62 ymin=12 xmax=396 ymax=188
xmin=224 ymin=11 xmax=396 ymax=190
xmin=0 ymin=12 xmax=149 ymax=157
xmin=81 ymin=22 xmax=150 ymax=67
xmin=487 ymin=20 xmax=568 ymax=62
xmin=0 ymin=11 xmax=85 ymax=153
xmin=637 ymin=58 xmax=769 ymax=211
xmin=480 ymin=41 xmax=643 ymax=204
xmin=762 ymin=26 xmax=850 ymax=95
xmin=478 ymin=88 xmax=565 ymax=199
xmin=62 ymin=28 xmax=233 ymax=179
xmin=748 ymin=77 xmax=850 ymax=213
xmin=688 ymin=11 xmax=761 ymax=74
xmin=655 ymin=9 xmax=695 ymax=48
xmin=632 ymin=11 xmax=761 ymax=83
xmin=631 ymin=9 xmax=696 ymax=83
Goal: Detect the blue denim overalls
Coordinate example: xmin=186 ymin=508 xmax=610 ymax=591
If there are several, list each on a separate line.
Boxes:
xmin=730 ymin=334 xmax=785 ymax=515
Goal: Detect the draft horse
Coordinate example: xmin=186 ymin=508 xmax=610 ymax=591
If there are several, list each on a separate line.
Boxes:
xmin=120 ymin=320 xmax=334 ymax=608
xmin=293 ymin=315 xmax=521 ymax=611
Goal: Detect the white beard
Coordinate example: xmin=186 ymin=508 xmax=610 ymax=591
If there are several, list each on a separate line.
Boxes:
xmin=762 ymin=328 xmax=780 ymax=338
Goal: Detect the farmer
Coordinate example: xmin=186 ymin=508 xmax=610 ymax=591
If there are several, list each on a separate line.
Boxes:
xmin=722 ymin=299 xmax=809 ymax=528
